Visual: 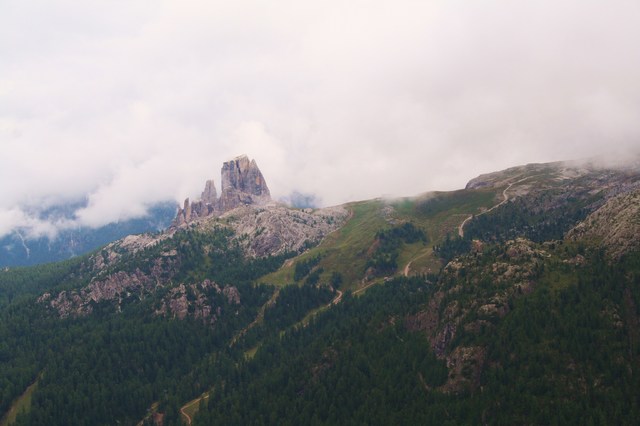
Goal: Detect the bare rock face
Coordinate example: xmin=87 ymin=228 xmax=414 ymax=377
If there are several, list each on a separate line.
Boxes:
xmin=567 ymin=188 xmax=640 ymax=259
xmin=154 ymin=279 xmax=237 ymax=325
xmin=175 ymin=198 xmax=192 ymax=226
xmin=219 ymin=204 xmax=349 ymax=257
xmin=173 ymin=155 xmax=272 ymax=227
xmin=38 ymin=268 xmax=161 ymax=318
xmin=201 ymin=179 xmax=218 ymax=205
xmin=219 ymin=155 xmax=271 ymax=212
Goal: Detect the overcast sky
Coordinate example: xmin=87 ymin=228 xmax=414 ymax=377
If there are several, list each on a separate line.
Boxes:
xmin=1 ymin=0 xmax=640 ymax=238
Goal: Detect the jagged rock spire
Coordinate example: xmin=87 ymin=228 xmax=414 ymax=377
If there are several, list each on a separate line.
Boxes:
xmin=219 ymin=155 xmax=271 ymax=212
xmin=201 ymin=180 xmax=217 ymax=205
xmin=173 ymin=155 xmax=271 ymax=227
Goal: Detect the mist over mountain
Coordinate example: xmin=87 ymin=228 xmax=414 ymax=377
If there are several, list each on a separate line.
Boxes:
xmin=3 ymin=0 xmax=640 ymax=242
xmin=0 ymin=202 xmax=175 ymax=268
xmin=2 ymin=0 xmax=640 ymax=423
xmin=280 ymin=191 xmax=320 ymax=209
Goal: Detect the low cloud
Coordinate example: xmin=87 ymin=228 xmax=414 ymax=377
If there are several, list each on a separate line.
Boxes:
xmin=1 ymin=0 xmax=640 ymax=239
xmin=0 ymin=207 xmax=73 ymax=240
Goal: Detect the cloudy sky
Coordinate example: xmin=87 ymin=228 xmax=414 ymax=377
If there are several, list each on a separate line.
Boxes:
xmin=1 ymin=0 xmax=640 ymax=238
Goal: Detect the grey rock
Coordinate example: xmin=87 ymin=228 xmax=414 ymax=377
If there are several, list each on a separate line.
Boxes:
xmin=173 ymin=155 xmax=272 ymax=227
xmin=201 ymin=179 xmax=218 ymax=205
xmin=567 ymin=188 xmax=640 ymax=259
xmin=155 ymin=280 xmax=238 ymax=325
xmin=40 ymin=268 xmax=160 ymax=318
xmin=219 ymin=155 xmax=271 ymax=212
xmin=220 ymin=204 xmax=349 ymax=257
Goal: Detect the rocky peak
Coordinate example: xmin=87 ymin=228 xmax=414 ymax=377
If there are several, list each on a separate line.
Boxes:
xmin=201 ymin=179 xmax=218 ymax=205
xmin=173 ymin=155 xmax=272 ymax=227
xmin=219 ymin=155 xmax=271 ymax=212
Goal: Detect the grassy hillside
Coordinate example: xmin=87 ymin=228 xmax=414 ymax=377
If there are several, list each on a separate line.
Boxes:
xmin=260 ymin=188 xmax=498 ymax=290
xmin=261 ymin=200 xmax=388 ymax=288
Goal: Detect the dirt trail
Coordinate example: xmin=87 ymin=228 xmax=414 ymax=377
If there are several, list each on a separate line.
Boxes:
xmin=353 ymin=280 xmax=379 ymax=295
xmin=403 ymin=261 xmax=413 ymax=277
xmin=331 ymin=289 xmax=343 ymax=305
xmin=403 ymin=250 xmax=433 ymax=277
xmin=458 ymin=176 xmax=533 ymax=238
xmin=230 ymin=289 xmax=280 ymax=347
xmin=180 ymin=393 xmax=210 ymax=425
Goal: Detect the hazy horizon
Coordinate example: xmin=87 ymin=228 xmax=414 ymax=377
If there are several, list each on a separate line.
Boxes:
xmin=2 ymin=0 xmax=640 ymax=239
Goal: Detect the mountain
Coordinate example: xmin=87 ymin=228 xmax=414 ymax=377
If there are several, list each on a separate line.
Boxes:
xmin=0 ymin=154 xmax=274 ymax=268
xmin=174 ymin=155 xmax=272 ymax=226
xmin=1 ymin=156 xmax=639 ymax=425
xmin=0 ymin=202 xmax=177 ymax=268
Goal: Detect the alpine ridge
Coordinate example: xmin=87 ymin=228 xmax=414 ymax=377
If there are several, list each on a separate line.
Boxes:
xmin=2 ymin=156 xmax=640 ymax=426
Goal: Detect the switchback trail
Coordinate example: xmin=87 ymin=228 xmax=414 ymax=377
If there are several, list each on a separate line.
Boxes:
xmin=458 ymin=176 xmax=534 ymax=238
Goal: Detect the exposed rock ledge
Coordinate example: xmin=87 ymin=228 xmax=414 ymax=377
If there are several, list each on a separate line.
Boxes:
xmin=567 ymin=188 xmax=640 ymax=259
xmin=91 ymin=203 xmax=349 ymax=274
xmin=207 ymin=204 xmax=349 ymax=257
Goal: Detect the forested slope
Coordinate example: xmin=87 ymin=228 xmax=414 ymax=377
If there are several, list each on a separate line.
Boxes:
xmin=1 ymin=159 xmax=639 ymax=425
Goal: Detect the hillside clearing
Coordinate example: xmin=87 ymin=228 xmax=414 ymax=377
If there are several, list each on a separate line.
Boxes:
xmin=0 ymin=378 xmax=38 ymax=426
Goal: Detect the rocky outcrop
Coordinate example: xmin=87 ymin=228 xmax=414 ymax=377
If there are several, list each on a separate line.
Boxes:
xmin=175 ymin=196 xmax=217 ymax=227
xmin=154 ymin=279 xmax=240 ymax=324
xmin=201 ymin=179 xmax=218 ymax=205
xmin=567 ymin=188 xmax=640 ymax=259
xmin=38 ymin=266 xmax=240 ymax=325
xmin=464 ymin=159 xmax=639 ymax=196
xmin=219 ymin=204 xmax=349 ymax=257
xmin=38 ymin=268 xmax=161 ymax=318
xmin=219 ymin=155 xmax=271 ymax=212
xmin=174 ymin=155 xmax=272 ymax=227
xmin=465 ymin=162 xmax=564 ymax=190
xmin=405 ymin=238 xmax=547 ymax=393
xmin=103 ymin=153 xmax=346 ymax=265
xmin=439 ymin=346 xmax=486 ymax=394
xmin=460 ymin=159 xmax=640 ymax=250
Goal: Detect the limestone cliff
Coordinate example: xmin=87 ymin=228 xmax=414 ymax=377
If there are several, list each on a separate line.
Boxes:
xmin=174 ymin=155 xmax=272 ymax=226
xmin=219 ymin=155 xmax=271 ymax=212
xmin=201 ymin=179 xmax=218 ymax=205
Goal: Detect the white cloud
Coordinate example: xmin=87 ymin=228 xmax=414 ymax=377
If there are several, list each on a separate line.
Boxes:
xmin=0 ymin=209 xmax=25 ymax=238
xmin=1 ymin=0 xmax=640 ymax=238
xmin=0 ymin=207 xmax=71 ymax=240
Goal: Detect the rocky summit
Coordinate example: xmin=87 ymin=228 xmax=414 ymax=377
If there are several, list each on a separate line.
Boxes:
xmin=219 ymin=154 xmax=271 ymax=211
xmin=174 ymin=155 xmax=272 ymax=226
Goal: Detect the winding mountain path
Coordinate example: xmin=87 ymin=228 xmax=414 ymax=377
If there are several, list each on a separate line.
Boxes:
xmin=458 ymin=176 xmax=533 ymax=238
xmin=403 ymin=250 xmax=432 ymax=277
xmin=353 ymin=280 xmax=378 ymax=295
xmin=180 ymin=393 xmax=210 ymax=425
xmin=331 ymin=289 xmax=343 ymax=305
